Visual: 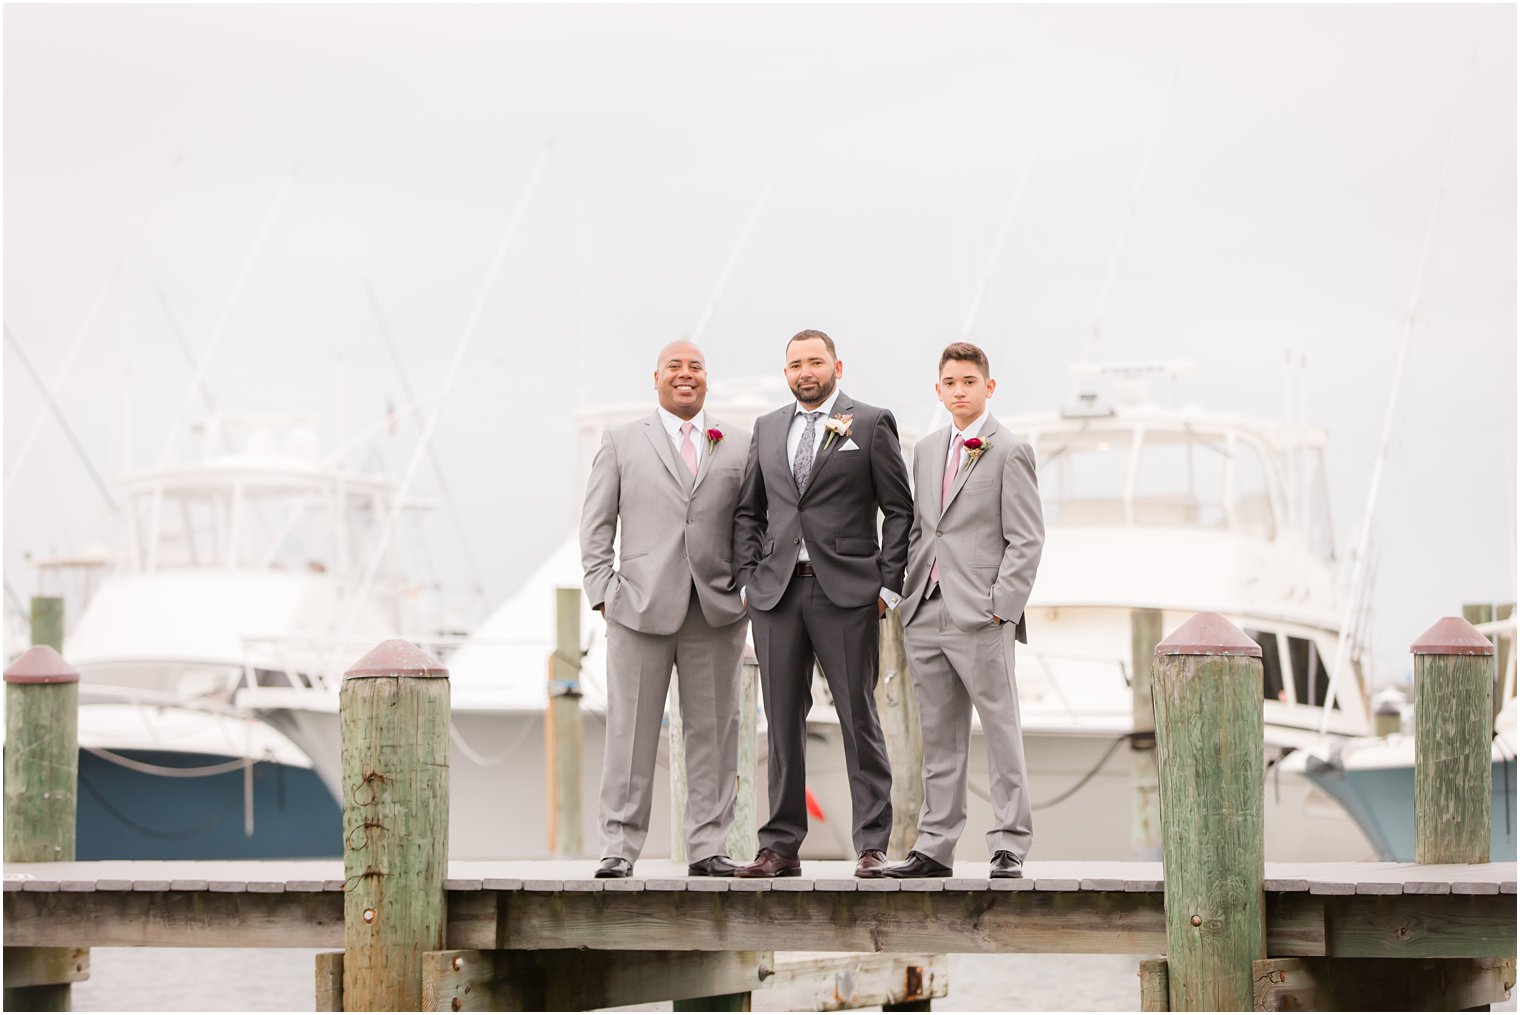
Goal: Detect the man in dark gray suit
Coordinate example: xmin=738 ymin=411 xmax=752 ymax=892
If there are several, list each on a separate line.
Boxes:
xmin=732 ymin=329 xmax=914 ymax=878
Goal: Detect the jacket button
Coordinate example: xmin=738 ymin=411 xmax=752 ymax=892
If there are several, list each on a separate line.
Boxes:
xmin=687 ymin=519 xmax=693 ymax=525
xmin=793 ymin=538 xmax=800 ymax=544
xmin=935 ymin=530 xmax=942 ymax=537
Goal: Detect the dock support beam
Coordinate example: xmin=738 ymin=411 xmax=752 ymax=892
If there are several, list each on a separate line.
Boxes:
xmin=547 ymin=587 xmax=583 ymax=858
xmin=1413 ymin=616 xmax=1495 ymax=865
xmin=877 ymin=609 xmax=923 ymax=859
xmin=340 ymin=640 xmax=451 ymax=1011
xmin=4 ymin=642 xmax=81 ymax=1012
xmin=1153 ymin=613 xmax=1265 ymax=1011
xmin=1129 ymin=608 xmax=1164 ymax=861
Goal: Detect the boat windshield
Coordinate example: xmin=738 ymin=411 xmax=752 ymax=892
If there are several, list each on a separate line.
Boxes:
xmin=1033 ymin=424 xmax=1282 ymax=540
xmin=122 ymin=477 xmax=393 ymax=577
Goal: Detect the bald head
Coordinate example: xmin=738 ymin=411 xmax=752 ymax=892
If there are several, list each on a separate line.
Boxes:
xmin=653 ymin=340 xmax=708 ymax=420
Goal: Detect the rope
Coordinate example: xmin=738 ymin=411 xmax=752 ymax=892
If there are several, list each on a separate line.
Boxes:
xmin=965 ymin=735 xmax=1128 ymax=812
xmin=448 ymin=716 xmax=536 ymax=767
xmin=82 ymin=746 xmax=262 ymax=778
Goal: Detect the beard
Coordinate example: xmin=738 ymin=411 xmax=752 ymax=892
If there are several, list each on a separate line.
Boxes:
xmin=789 ymin=373 xmax=836 ymax=406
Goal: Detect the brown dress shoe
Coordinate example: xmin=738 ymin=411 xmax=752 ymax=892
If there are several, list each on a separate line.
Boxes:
xmin=734 ymin=847 xmax=801 ymax=878
xmin=855 ymin=848 xmax=888 ymax=878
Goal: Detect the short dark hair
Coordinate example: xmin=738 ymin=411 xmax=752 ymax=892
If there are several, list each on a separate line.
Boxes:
xmin=786 ymin=329 xmax=837 ymax=360
xmin=939 ymin=341 xmax=990 ymax=378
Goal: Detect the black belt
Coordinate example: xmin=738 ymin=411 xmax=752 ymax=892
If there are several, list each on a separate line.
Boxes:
xmin=926 ymin=582 xmax=941 ymax=600
xmin=795 ymin=561 xmax=816 ymax=577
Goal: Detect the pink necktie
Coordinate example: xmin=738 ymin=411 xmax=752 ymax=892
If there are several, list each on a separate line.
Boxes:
xmin=930 ymin=435 xmax=965 ymax=587
xmin=679 ymin=422 xmax=699 ymax=477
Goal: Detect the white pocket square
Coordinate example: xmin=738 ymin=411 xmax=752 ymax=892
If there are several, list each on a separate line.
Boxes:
xmin=839 ymin=439 xmax=861 ymax=452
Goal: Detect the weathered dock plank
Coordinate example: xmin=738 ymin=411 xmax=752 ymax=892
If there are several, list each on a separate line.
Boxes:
xmin=5 ymin=861 xmax=1514 ymax=960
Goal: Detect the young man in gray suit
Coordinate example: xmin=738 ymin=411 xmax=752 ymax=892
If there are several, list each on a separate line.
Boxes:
xmin=580 ymin=340 xmax=751 ymax=878
xmin=883 ymin=341 xmax=1044 ymax=880
xmin=732 ymin=329 xmax=914 ymax=878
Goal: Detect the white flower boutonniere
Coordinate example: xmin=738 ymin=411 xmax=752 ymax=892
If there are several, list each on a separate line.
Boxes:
xmin=822 ymin=413 xmax=854 ymax=451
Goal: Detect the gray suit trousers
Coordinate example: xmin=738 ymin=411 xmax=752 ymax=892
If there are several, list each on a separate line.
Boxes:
xmin=599 ymin=600 xmax=747 ymax=862
xmin=902 ymin=592 xmax=1033 ymax=865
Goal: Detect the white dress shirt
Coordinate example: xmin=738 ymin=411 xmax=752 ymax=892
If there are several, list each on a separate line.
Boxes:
xmin=945 ymin=409 xmax=989 ymax=476
xmin=944 ymin=408 xmax=1003 ymax=623
xmin=657 ymin=406 xmax=707 ymax=469
xmin=750 ymin=388 xmax=898 ymax=610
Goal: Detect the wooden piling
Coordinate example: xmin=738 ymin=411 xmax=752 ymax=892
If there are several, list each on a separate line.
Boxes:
xmin=726 ymin=656 xmax=760 ymax=861
xmin=547 ymin=587 xmax=583 ymax=858
xmin=668 ymin=671 xmax=689 ymax=864
xmin=3 ymin=644 xmax=81 ymax=1012
xmin=1130 ymin=608 xmax=1164 ymax=861
xmin=340 ymin=639 xmax=451 ymax=1011
xmin=1412 ymin=616 xmax=1494 ymax=864
xmin=1153 ymin=612 xmax=1266 ymax=1011
xmin=876 ymin=609 xmax=923 ymax=858
xmin=29 ymin=595 xmax=64 ymax=652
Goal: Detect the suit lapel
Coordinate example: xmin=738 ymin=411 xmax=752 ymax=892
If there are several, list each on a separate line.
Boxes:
xmin=643 ymin=415 xmax=689 ymax=490
xmin=930 ymin=426 xmax=954 ymax=521
xmin=769 ymin=407 xmax=798 ymax=501
xmin=691 ymin=417 xmax=721 ymax=494
xmin=941 ymin=414 xmax=999 ymax=516
xmin=800 ymin=393 xmax=853 ymax=503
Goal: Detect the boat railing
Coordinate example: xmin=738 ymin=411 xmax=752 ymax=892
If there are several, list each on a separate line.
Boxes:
xmin=238 ymin=633 xmax=570 ymax=695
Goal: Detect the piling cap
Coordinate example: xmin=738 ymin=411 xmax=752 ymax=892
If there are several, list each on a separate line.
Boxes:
xmin=4 ymin=645 xmax=80 ymax=684
xmin=1155 ymin=612 xmax=1262 ymax=657
xmin=1411 ymin=616 xmax=1494 ymax=656
xmin=344 ymin=639 xmax=449 ymax=679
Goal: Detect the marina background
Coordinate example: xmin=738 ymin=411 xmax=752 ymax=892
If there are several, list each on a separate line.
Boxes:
xmin=4 ymin=3 xmax=1515 ymax=685
xmin=5 ymin=6 xmax=1517 ymax=1010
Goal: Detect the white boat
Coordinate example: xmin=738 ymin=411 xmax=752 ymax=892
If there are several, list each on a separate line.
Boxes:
xmin=803 ymin=362 xmax=1378 ymax=862
xmin=1278 ymin=615 xmax=1517 ymax=862
xmin=242 ymin=365 xmax=1380 ymax=862
xmin=19 ymin=415 xmax=446 ymax=859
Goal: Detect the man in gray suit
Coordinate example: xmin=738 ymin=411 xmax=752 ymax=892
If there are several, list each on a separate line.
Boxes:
xmin=732 ymin=329 xmax=914 ymax=878
xmin=883 ymin=341 xmax=1044 ymax=880
xmin=581 ymin=340 xmax=751 ymax=878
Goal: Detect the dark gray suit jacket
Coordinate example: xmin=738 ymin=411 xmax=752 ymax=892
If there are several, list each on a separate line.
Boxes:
xmin=733 ymin=392 xmax=913 ymax=611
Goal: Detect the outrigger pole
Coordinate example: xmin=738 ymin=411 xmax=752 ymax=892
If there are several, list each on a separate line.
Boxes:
xmin=1319 ymin=50 xmax=1479 ymax=734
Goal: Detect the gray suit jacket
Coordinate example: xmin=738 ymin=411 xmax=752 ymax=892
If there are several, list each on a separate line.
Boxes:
xmin=898 ymin=414 xmax=1044 ymax=642
xmin=581 ymin=413 xmax=750 ymax=636
xmin=733 ymin=392 xmax=914 ymax=611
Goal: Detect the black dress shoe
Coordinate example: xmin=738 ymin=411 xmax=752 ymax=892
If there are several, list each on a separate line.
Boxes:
xmin=594 ymin=856 xmax=633 ymax=878
xmin=855 ymin=848 xmax=888 ymax=878
xmin=687 ymin=854 xmax=738 ymax=877
xmin=990 ymin=850 xmax=1024 ymax=879
xmin=881 ymin=851 xmax=954 ymax=879
xmin=734 ymin=847 xmax=802 ymax=878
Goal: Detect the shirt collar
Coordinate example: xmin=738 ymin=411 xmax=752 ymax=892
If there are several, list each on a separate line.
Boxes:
xmin=794 ymin=388 xmax=841 ymax=420
xmin=953 ymin=410 xmax=989 ymax=443
xmin=657 ymin=405 xmax=704 ymax=438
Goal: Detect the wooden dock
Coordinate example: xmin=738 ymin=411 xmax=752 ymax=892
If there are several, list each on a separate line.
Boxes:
xmin=6 ymin=612 xmax=1519 ymax=1011
xmin=6 ymin=859 xmax=1514 ymax=957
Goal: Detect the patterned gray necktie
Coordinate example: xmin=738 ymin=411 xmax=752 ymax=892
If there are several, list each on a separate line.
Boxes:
xmin=792 ymin=411 xmax=823 ymax=494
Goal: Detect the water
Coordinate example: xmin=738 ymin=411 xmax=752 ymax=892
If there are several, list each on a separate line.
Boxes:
xmin=71 ymin=950 xmax=1146 ymax=1011
xmin=71 ymin=948 xmax=1517 ymax=1012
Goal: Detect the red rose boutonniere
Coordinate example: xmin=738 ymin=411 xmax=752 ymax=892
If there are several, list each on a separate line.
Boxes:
xmin=963 ymin=437 xmax=990 ymax=464
xmin=705 ymin=428 xmax=724 ymax=453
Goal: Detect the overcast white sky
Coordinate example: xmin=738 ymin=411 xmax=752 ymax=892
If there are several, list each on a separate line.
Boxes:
xmin=4 ymin=4 xmax=1515 ymax=680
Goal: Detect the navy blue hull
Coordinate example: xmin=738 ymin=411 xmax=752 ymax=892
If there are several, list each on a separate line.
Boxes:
xmin=77 ymin=750 xmax=342 ymax=860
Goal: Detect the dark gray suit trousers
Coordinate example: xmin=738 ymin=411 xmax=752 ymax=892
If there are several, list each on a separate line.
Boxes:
xmin=749 ymin=573 xmax=893 ymax=856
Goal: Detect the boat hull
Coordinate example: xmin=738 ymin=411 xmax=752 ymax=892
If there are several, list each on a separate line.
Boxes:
xmin=76 ymin=750 xmax=341 ymax=861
